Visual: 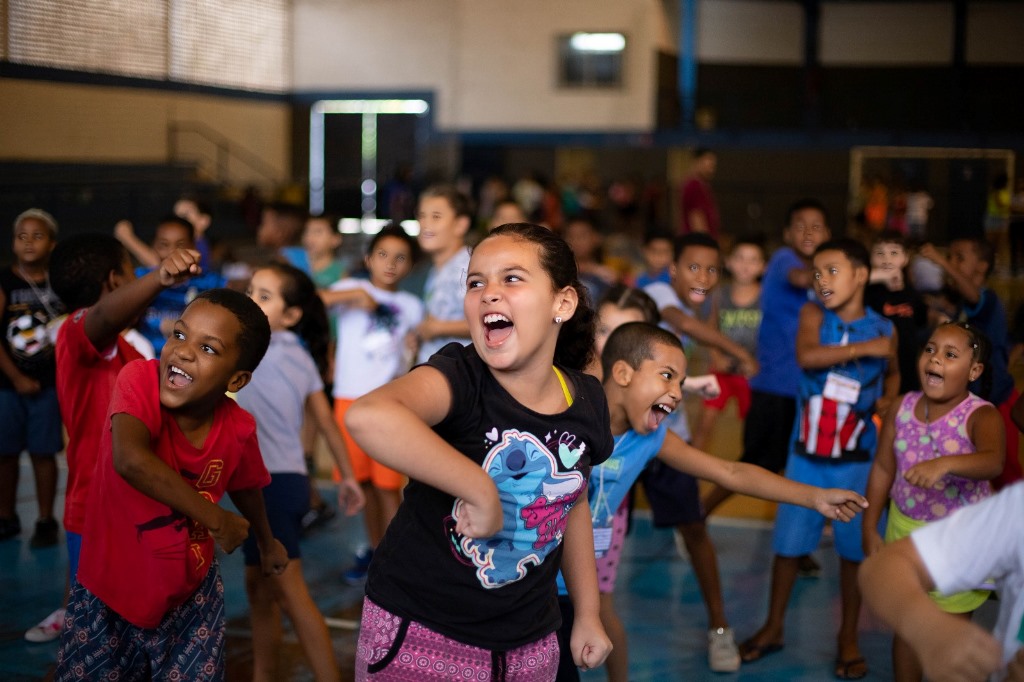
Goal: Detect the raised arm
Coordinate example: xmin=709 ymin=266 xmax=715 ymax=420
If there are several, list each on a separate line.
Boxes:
xmin=85 ymin=248 xmax=201 ymax=352
xmin=344 ymin=364 xmax=501 ymax=537
xmin=113 ymin=220 xmax=159 ymax=268
xmin=656 ymin=430 xmax=867 ymax=521
xmin=918 ymin=243 xmax=981 ymax=306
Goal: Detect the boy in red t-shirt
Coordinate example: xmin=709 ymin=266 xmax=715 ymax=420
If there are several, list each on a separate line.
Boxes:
xmin=57 ymin=289 xmax=287 ymax=681
xmin=23 ymin=234 xmax=207 ymax=643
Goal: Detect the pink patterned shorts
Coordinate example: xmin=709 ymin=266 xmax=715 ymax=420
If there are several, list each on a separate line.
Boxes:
xmin=355 ymin=597 xmax=559 ymax=681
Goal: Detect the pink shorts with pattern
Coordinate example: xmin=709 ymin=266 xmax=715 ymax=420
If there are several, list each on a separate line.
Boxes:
xmin=355 ymin=597 xmax=559 ymax=681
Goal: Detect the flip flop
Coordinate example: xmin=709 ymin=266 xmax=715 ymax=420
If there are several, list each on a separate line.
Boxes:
xmin=834 ymin=656 xmax=867 ymax=680
xmin=738 ymin=639 xmax=784 ymax=663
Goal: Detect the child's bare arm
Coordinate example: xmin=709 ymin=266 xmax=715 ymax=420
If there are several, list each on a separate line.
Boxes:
xmin=656 ymin=430 xmax=867 ymax=521
xmin=319 ymin=287 xmax=377 ymax=310
xmin=904 ymin=404 xmax=1005 ymax=488
xmin=876 ymin=330 xmax=901 ymax=416
xmin=306 ymin=389 xmax=365 ymax=516
xmin=228 ymin=487 xmax=288 ymax=576
xmin=84 ymin=248 xmax=201 ymax=352
xmin=860 ymin=538 xmax=1003 ymax=682
xmin=113 ymin=220 xmax=159 ymax=268
xmin=560 ymin=492 xmax=613 ymax=671
xmin=1012 ymin=391 xmax=1024 ymax=434
xmin=112 ymin=412 xmax=249 ymax=552
xmin=415 ymin=315 xmax=471 ymax=342
xmin=918 ymin=243 xmax=982 ymax=305
xmin=660 ymin=306 xmax=758 ymax=377
xmin=795 ymin=303 xmax=892 ymax=369
xmin=345 ymin=365 xmax=501 ymax=537
xmin=863 ymin=406 xmax=899 ymax=556
xmin=787 ymin=264 xmax=815 ymax=290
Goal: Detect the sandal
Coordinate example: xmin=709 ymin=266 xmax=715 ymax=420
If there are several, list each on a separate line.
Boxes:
xmin=834 ymin=656 xmax=867 ymax=680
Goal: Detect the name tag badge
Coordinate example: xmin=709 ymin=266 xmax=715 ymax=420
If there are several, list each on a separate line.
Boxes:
xmin=593 ymin=526 xmax=613 ymax=557
xmin=823 ymin=371 xmax=861 ymax=405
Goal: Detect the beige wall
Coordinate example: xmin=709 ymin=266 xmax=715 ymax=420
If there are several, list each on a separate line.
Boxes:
xmin=293 ymin=0 xmax=666 ymax=132
xmin=0 ymin=79 xmax=291 ymax=185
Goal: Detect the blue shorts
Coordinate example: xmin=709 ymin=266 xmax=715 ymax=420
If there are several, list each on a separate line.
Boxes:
xmin=242 ymin=473 xmax=309 ymax=566
xmin=56 ymin=562 xmax=225 ymax=682
xmin=66 ymin=531 xmax=82 ymax=581
xmin=772 ymin=454 xmax=875 ymax=562
xmin=640 ymin=459 xmax=703 ymax=527
xmin=0 ymin=387 xmax=63 ymax=455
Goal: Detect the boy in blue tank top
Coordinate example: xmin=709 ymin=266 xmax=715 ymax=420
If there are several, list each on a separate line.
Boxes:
xmin=740 ymin=239 xmax=899 ymax=680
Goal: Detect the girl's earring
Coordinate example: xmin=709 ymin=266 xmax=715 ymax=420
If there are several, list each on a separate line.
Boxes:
xmin=554 ymin=317 xmax=563 ymax=324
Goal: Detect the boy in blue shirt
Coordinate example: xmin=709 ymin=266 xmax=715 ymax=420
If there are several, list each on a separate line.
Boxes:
xmin=555 ymin=321 xmax=868 ymax=681
xmin=740 ymin=239 xmax=898 ymax=680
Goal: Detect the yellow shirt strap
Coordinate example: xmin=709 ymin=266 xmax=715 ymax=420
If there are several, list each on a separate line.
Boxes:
xmin=553 ymin=366 xmax=573 ymax=407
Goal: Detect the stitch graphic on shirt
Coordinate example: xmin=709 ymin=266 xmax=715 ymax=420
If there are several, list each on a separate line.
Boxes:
xmin=453 ymin=429 xmax=584 ymax=589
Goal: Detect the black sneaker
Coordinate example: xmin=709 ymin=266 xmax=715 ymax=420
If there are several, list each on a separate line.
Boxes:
xmin=30 ymin=518 xmax=59 ymax=548
xmin=0 ymin=515 xmax=21 ymax=541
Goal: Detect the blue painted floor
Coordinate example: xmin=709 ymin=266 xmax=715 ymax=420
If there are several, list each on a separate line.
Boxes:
xmin=0 ymin=460 xmax=998 ymax=681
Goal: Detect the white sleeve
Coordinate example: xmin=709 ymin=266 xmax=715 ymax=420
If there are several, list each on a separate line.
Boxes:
xmin=643 ymin=282 xmax=683 ymax=313
xmin=911 ymin=484 xmax=1024 ymax=595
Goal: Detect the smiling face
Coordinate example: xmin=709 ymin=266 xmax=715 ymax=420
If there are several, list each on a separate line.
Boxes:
xmin=614 ymin=341 xmax=686 ymax=435
xmin=787 ymin=207 xmax=830 ymax=259
xmin=671 ymin=244 xmax=719 ymax=308
xmin=464 ymin=234 xmax=575 ymax=373
xmin=417 ymin=195 xmax=468 ymax=262
xmin=812 ymin=249 xmax=866 ymax=315
xmin=246 ymin=268 xmax=299 ymax=333
xmin=12 ymin=217 xmax=56 ymax=268
xmin=159 ymin=299 xmax=249 ymax=414
xmin=365 ymin=235 xmax=413 ymax=291
xmin=871 ymin=241 xmax=908 ymax=274
xmin=918 ymin=325 xmax=982 ymax=404
xmin=595 ymin=303 xmax=646 ymax=359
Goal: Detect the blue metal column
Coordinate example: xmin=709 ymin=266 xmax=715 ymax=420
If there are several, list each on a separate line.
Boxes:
xmin=679 ymin=0 xmax=697 ymax=130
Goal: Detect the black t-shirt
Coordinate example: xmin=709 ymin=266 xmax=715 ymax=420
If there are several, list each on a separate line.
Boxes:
xmin=365 ymin=343 xmax=613 ymax=651
xmin=865 ymin=282 xmax=928 ymax=394
xmin=0 ymin=267 xmax=64 ymax=389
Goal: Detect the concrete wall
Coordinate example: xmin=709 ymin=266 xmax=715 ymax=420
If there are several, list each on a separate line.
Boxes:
xmin=292 ymin=0 xmax=667 ymax=132
xmin=0 ymin=79 xmax=291 ymax=185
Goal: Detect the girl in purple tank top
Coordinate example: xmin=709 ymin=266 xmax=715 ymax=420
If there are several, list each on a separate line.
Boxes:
xmin=863 ymin=321 xmax=1006 ymax=682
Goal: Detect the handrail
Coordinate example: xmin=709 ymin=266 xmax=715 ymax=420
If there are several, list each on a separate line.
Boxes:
xmin=167 ymin=120 xmax=282 ymax=186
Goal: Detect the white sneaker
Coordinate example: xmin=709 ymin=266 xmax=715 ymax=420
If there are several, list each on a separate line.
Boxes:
xmin=24 ymin=607 xmax=65 ymax=643
xmin=708 ymin=626 xmax=741 ymax=672
xmin=673 ymin=528 xmax=689 ymax=561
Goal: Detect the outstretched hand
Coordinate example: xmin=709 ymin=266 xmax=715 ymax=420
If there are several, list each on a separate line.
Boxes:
xmin=814 ymin=488 xmax=868 ymax=523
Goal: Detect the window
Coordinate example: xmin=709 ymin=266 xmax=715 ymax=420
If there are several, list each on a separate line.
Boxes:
xmin=558 ymin=32 xmax=626 ymax=88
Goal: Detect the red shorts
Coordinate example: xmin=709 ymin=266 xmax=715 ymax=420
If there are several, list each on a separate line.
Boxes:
xmin=702 ymin=372 xmax=752 ymax=418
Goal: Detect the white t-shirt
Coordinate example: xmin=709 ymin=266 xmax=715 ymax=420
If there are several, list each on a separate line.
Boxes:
xmin=417 ymin=247 xmax=471 ymax=363
xmin=912 ymin=482 xmax=1024 ymax=680
xmin=329 ymin=278 xmax=425 ymax=399
xmin=642 ymin=281 xmax=693 ymax=442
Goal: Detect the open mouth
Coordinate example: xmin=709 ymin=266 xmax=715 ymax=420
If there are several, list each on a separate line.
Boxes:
xmin=648 ymin=402 xmax=674 ymax=431
xmin=483 ymin=313 xmax=514 ymax=346
xmin=689 ymin=287 xmax=708 ymax=303
xmin=167 ymin=364 xmax=194 ymax=388
xmin=819 ymin=287 xmax=833 ymax=300
xmin=923 ymin=370 xmax=943 ymax=386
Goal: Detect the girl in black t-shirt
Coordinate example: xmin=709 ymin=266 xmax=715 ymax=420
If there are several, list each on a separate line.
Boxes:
xmin=346 ymin=223 xmax=614 ymax=680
